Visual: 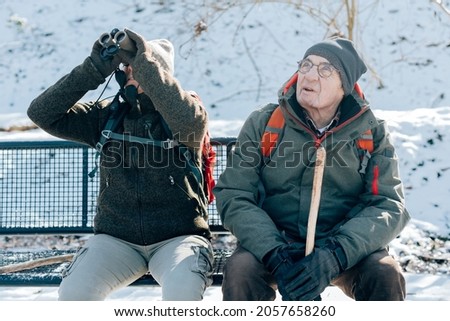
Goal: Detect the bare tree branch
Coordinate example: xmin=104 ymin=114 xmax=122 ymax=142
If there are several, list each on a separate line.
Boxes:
xmin=432 ymin=0 xmax=450 ymax=16
xmin=243 ymin=37 xmax=262 ymax=101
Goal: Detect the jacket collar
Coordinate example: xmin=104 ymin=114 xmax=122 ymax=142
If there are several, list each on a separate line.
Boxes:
xmin=278 ymin=72 xmax=372 ymax=135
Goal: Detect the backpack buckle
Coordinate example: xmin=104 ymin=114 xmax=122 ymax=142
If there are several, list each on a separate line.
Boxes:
xmin=101 ymin=130 xmax=112 ymax=139
xmin=162 ymin=139 xmax=177 ymax=149
xmin=95 ymin=142 xmax=104 ymax=152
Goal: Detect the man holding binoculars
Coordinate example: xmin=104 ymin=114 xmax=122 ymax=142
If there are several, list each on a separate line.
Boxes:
xmin=27 ymin=28 xmax=213 ymax=301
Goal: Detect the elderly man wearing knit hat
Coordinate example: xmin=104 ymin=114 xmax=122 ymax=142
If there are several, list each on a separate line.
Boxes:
xmin=214 ymin=38 xmax=410 ymax=301
xmin=28 ymin=29 xmax=213 ymax=301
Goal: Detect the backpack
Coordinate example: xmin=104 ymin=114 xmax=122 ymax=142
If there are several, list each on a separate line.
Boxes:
xmin=261 ymin=82 xmax=374 ymax=163
xmin=89 ymin=71 xmax=216 ymax=205
xmin=257 ymin=83 xmax=374 ymax=205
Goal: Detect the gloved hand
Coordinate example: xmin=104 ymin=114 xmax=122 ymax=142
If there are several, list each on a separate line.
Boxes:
xmin=282 ymin=246 xmax=344 ymax=301
xmin=263 ymin=245 xmax=304 ymax=301
xmin=89 ymin=39 xmax=122 ymax=78
xmin=264 ymin=243 xmax=346 ymax=301
xmin=117 ymin=28 xmax=149 ymax=66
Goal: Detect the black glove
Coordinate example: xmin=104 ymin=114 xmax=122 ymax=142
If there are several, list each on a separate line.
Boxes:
xmin=89 ymin=39 xmax=122 ymax=78
xmin=117 ymin=28 xmax=149 ymax=66
xmin=264 ymin=243 xmax=347 ymax=301
xmin=263 ymin=245 xmax=304 ymax=301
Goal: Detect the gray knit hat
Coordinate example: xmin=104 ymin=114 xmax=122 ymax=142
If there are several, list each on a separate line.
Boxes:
xmin=147 ymin=39 xmax=175 ymax=75
xmin=303 ymin=38 xmax=367 ymax=96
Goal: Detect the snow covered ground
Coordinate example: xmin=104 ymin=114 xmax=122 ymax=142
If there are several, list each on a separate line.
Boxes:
xmin=1 ymin=270 xmax=449 ymax=301
xmin=1 ymin=0 xmax=450 ymax=305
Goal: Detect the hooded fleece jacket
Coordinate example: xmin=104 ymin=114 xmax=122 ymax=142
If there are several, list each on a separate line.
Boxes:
xmin=27 ymin=50 xmax=211 ymax=246
xmin=214 ymin=73 xmax=410 ymax=269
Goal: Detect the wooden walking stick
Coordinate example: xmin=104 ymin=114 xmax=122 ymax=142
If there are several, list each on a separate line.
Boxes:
xmin=0 ymin=254 xmax=74 ymax=274
xmin=305 ymin=145 xmax=326 ymax=256
xmin=305 ymin=145 xmax=326 ymax=301
xmin=305 ymin=146 xmax=327 ymax=301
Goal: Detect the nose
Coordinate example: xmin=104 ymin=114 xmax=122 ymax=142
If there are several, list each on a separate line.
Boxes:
xmin=304 ymin=65 xmax=320 ymax=78
xmin=300 ymin=67 xmax=320 ymax=81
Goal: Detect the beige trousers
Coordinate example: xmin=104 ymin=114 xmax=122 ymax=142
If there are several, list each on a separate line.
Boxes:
xmin=58 ymin=233 xmax=213 ymax=301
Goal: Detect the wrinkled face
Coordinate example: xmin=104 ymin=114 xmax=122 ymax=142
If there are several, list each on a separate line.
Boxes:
xmin=296 ymin=55 xmax=344 ymax=112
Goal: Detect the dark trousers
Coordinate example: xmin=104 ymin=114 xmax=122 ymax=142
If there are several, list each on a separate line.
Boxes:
xmin=222 ymin=246 xmax=406 ymax=301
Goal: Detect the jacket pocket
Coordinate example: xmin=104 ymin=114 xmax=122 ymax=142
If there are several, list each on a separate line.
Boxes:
xmin=61 ymin=247 xmax=88 ymax=278
xmin=98 ymin=170 xmax=112 ymax=202
xmin=190 ymin=244 xmax=214 ymax=287
xmin=168 ymin=174 xmax=208 ymax=217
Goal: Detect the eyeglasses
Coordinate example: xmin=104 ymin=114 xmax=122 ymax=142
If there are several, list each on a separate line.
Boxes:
xmin=297 ymin=59 xmax=337 ymax=78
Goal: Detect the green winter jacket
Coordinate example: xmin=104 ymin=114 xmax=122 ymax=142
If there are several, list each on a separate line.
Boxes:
xmin=27 ymin=55 xmax=211 ymax=245
xmin=214 ymin=73 xmax=410 ymax=269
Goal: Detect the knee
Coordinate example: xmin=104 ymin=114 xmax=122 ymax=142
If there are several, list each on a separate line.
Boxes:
xmin=58 ymin=280 xmax=106 ymax=301
xmin=222 ymin=248 xmax=276 ymax=301
xmin=365 ymin=253 xmax=404 ymax=284
xmin=224 ymin=248 xmax=262 ymax=279
xmin=162 ymin=274 xmax=207 ymax=301
xmin=356 ymin=252 xmax=406 ymax=300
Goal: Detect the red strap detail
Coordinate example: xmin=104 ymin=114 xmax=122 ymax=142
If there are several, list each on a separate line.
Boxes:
xmin=357 ymin=129 xmax=374 ymax=153
xmin=261 ymin=132 xmax=279 ymax=157
xmin=372 ymin=165 xmax=379 ymax=195
xmin=354 ymin=83 xmax=364 ymax=99
xmin=261 ymin=107 xmax=285 ymax=157
xmin=189 ymin=91 xmax=216 ymax=204
xmin=202 ymin=131 xmax=216 ymax=204
xmin=267 ymin=106 xmax=285 ymax=128
xmin=283 ymin=73 xmax=298 ymax=94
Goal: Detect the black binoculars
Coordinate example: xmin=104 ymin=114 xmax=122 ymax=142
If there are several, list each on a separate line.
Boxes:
xmin=99 ymin=28 xmax=134 ymax=60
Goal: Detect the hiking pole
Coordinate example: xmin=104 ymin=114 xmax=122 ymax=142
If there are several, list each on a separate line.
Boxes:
xmin=305 ymin=145 xmax=326 ymax=301
xmin=0 ymin=254 xmax=74 ymax=274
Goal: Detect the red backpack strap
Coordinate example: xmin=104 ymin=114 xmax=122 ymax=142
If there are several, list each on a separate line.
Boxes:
xmin=259 ymin=73 xmax=296 ymax=160
xmin=261 ymin=106 xmax=285 ymax=158
xmin=357 ymin=129 xmax=374 ymax=154
xmin=258 ymin=105 xmax=285 ymax=207
xmin=202 ymin=130 xmax=216 ymax=204
xmin=188 ymin=90 xmax=216 ymax=204
xmin=353 ymin=83 xmax=374 ymax=154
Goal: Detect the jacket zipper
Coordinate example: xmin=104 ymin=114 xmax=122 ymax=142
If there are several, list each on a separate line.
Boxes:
xmin=169 ymin=175 xmax=192 ymax=199
xmin=168 ymin=174 xmax=207 ymax=216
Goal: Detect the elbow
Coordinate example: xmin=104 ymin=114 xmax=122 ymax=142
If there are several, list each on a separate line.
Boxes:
xmin=27 ymin=99 xmax=40 ymax=125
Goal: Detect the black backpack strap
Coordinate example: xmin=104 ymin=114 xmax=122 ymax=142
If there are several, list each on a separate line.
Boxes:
xmin=159 ymin=116 xmax=203 ymax=185
xmin=88 ymin=93 xmax=131 ymax=178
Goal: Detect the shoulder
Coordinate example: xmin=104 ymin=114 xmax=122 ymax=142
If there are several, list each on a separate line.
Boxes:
xmin=246 ymin=103 xmax=279 ymax=126
xmin=238 ymin=103 xmax=279 ymax=139
xmin=362 ymin=112 xmax=397 ymax=156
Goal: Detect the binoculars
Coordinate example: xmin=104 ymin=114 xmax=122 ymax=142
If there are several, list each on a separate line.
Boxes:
xmin=99 ymin=28 xmax=135 ymax=60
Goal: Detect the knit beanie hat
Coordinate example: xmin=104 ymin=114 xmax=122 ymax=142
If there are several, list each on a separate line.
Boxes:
xmin=303 ymin=38 xmax=367 ymax=96
xmin=147 ymin=39 xmax=175 ymax=75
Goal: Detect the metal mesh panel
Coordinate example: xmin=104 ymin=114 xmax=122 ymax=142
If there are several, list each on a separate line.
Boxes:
xmin=0 ymin=138 xmax=236 ymax=234
xmin=0 ymin=141 xmax=99 ymax=233
xmin=208 ymin=139 xmax=235 ymax=230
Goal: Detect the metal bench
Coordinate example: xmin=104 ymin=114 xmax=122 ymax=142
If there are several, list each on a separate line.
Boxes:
xmin=0 ymin=137 xmax=236 ymax=286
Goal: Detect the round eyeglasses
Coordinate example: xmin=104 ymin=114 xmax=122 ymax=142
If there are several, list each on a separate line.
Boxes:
xmin=297 ymin=59 xmax=337 ymax=78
